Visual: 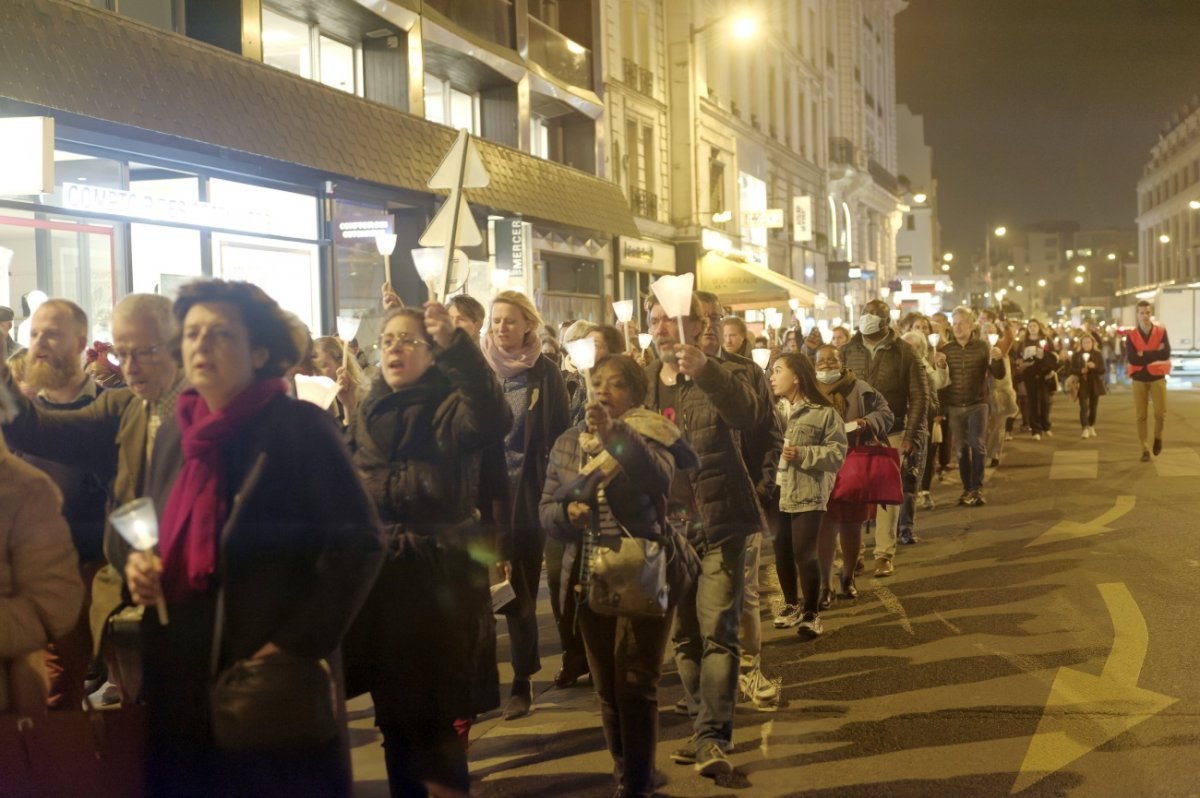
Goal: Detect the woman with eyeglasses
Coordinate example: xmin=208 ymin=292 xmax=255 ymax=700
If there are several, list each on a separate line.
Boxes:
xmin=347 ymin=304 xmax=511 ymax=797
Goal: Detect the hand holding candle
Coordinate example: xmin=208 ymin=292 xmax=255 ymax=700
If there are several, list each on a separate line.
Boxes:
xmin=110 ymin=497 xmax=169 ymax=625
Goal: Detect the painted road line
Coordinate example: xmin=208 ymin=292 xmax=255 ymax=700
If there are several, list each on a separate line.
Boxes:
xmin=1048 ymin=449 xmax=1099 ymax=480
xmin=1026 ymin=495 xmax=1136 ymax=548
xmin=1152 ymin=447 xmax=1200 ymax=477
xmin=1012 ymin=583 xmax=1178 ymax=794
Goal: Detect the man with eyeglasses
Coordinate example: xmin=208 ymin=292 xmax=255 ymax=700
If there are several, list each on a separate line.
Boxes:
xmin=1 ymin=293 xmax=184 ymax=706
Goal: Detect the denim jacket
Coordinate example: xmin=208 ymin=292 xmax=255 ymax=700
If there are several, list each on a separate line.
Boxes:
xmin=774 ymin=399 xmax=847 ymax=513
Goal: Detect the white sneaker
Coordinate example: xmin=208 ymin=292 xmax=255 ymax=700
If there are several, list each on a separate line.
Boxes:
xmin=1089 ymin=426 xmax=1097 ymax=438
xmin=1081 ymin=429 xmax=1089 ymax=439
xmin=1005 ymin=433 xmax=1014 ymax=441
xmin=1033 ymin=433 xmax=1042 ymax=441
xmin=773 ymin=604 xmax=801 ymax=628
xmin=797 ymin=612 xmax=824 ymax=639
xmin=1045 ymin=430 xmax=1054 ymax=438
xmin=738 ymin=668 xmax=781 ymax=711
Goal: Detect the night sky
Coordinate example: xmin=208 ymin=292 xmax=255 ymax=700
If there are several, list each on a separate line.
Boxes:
xmin=895 ymin=0 xmax=1200 ymax=269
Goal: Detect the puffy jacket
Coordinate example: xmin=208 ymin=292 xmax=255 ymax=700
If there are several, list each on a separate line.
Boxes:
xmin=841 ymin=330 xmax=929 ymax=447
xmin=540 ymin=415 xmax=696 ymax=609
xmin=937 ymin=336 xmax=1006 ymax=407
xmin=775 ymin=399 xmax=847 ymax=513
xmin=645 ymin=356 xmax=765 ymax=549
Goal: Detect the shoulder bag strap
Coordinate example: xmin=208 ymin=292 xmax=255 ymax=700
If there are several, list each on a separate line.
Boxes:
xmin=209 ymin=452 xmax=269 ymax=680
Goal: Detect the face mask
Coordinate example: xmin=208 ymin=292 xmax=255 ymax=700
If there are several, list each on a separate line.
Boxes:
xmin=816 ymin=370 xmax=841 ymax=384
xmin=859 ymin=314 xmax=885 ymax=335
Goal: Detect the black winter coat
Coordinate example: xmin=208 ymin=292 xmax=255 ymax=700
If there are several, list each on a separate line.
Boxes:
xmin=841 ymin=330 xmax=929 ymax=446
xmin=347 ymin=331 xmax=512 ymax=728
xmin=645 ymin=356 xmax=765 ymax=549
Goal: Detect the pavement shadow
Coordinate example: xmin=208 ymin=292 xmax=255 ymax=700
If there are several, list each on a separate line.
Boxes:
xmin=475 ymin=770 xmax=616 ymax=797
xmin=469 ymin=726 xmax=610 ymax=780
xmin=770 ymin=645 xmax=1106 ymax=703
xmin=768 ymin=769 xmax=1085 ymax=797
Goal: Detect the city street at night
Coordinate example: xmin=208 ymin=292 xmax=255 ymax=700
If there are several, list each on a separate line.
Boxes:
xmin=351 ymin=386 xmax=1200 ymax=797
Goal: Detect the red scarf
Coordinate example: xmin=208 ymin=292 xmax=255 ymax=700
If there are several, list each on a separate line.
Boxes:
xmin=158 ymin=379 xmax=286 ymax=602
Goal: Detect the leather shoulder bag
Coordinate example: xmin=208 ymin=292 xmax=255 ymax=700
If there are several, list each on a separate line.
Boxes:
xmin=208 ymin=453 xmax=338 ymax=752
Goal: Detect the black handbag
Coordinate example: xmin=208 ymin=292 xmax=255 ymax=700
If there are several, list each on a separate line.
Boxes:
xmin=207 ymin=454 xmax=337 ymax=752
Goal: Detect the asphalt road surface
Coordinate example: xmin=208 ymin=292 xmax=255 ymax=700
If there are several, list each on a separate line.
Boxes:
xmin=352 ymin=383 xmax=1200 ymax=797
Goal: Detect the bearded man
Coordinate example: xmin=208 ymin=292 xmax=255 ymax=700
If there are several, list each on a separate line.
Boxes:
xmin=19 ymin=298 xmax=108 ymax=709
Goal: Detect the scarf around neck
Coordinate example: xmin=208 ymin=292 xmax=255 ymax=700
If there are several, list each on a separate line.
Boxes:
xmin=158 ymin=379 xmax=286 ymax=603
xmin=482 ymin=333 xmax=541 ymax=379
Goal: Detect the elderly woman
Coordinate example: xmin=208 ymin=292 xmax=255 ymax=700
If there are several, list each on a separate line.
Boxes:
xmin=347 ymin=303 xmax=511 ymax=796
xmin=540 ymin=355 xmax=697 ymax=798
xmin=125 ymin=280 xmax=384 ymax=797
xmin=482 ymin=290 xmax=571 ymax=716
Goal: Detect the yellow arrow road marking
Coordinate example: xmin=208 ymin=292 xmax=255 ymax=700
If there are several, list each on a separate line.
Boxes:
xmin=1012 ymin=583 xmax=1178 ymax=793
xmin=1026 ymin=495 xmax=1136 ymax=547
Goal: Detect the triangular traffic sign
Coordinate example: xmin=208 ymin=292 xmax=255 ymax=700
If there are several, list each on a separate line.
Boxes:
xmin=418 ymin=194 xmax=482 ymax=248
xmin=428 ymin=129 xmax=490 ymax=190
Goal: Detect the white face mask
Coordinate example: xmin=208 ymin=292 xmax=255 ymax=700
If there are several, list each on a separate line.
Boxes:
xmin=859 ymin=314 xmax=886 ymax=335
xmin=816 ymin=370 xmax=841 ymax=384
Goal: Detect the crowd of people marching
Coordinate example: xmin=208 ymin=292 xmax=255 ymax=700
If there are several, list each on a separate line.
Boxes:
xmin=0 ymin=279 xmax=1171 ymax=798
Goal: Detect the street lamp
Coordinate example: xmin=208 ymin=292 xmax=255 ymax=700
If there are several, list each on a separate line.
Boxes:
xmin=1159 ymin=234 xmax=1171 ymax=244
xmin=1190 ymin=199 xmax=1200 ymax=210
xmin=913 ymin=192 xmax=927 ymax=204
xmin=731 ymin=15 xmax=758 ymax=39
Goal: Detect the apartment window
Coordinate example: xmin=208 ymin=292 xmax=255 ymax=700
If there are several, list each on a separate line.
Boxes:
xmin=620 ymin=0 xmax=654 ymax=69
xmin=709 ymin=157 xmax=726 ymax=219
xmin=86 ymin=0 xmax=179 ymax=31
xmin=423 ymin=75 xmax=479 ymax=134
xmin=262 ymin=7 xmax=361 ymax=94
xmin=642 ymin=125 xmax=655 ymax=195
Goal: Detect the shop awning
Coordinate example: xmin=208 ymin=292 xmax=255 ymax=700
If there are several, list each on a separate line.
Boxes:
xmin=697 ymin=253 xmax=820 ymax=309
xmin=0 ymin=0 xmax=638 ymax=239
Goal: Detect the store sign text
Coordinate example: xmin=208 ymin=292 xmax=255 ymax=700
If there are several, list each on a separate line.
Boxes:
xmin=792 ymin=196 xmax=813 ymax=242
xmin=622 ymin=242 xmax=654 ymax=263
xmin=62 ymin=182 xmax=274 ymax=233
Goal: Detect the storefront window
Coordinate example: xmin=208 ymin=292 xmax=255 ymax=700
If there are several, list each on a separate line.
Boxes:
xmin=207 ymin=179 xmax=318 ymax=240
xmin=542 ymin=254 xmax=602 ymax=323
xmin=129 ymin=163 xmax=202 ymax=297
xmin=332 ymin=199 xmax=391 ymax=346
xmin=0 ymin=209 xmax=117 ymax=343
xmin=212 ymin=233 xmax=321 ymax=333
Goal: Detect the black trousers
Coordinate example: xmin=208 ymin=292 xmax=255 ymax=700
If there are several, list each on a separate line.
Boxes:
xmin=577 ymin=604 xmax=673 ymax=797
xmin=1079 ymin=394 xmax=1100 ymax=427
xmin=773 ymin=510 xmax=825 ymax=613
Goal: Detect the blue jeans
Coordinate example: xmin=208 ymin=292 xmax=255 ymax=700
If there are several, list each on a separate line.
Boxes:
xmin=948 ymin=403 xmax=988 ymax=492
xmin=672 ymin=537 xmax=746 ymax=747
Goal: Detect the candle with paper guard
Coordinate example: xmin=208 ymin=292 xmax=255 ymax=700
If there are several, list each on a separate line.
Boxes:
xmin=336 ymin=316 xmax=360 ymax=370
xmin=612 ymin=300 xmax=634 ymax=353
xmin=565 ymin=336 xmax=597 ymax=402
xmin=109 ymin=497 xmax=169 ymax=626
xmin=751 ymin=348 xmax=771 ymax=370
xmin=649 ymin=273 xmax=695 ymax=360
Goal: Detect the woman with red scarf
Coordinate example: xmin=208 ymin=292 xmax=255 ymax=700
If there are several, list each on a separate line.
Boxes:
xmin=125 ymin=280 xmax=384 ymax=797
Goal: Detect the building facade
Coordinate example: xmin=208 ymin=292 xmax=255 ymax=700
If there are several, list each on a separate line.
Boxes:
xmin=892 ymin=104 xmax=946 ymax=316
xmin=1137 ymin=95 xmax=1200 ymax=290
xmin=0 ymin=0 xmax=636 ymax=346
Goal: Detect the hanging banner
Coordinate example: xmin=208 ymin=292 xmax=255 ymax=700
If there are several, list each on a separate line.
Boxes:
xmin=792 ymin=195 xmax=813 ymax=242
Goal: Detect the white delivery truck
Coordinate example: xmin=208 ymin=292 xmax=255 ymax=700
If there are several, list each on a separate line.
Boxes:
xmin=1133 ymin=287 xmax=1200 ymax=377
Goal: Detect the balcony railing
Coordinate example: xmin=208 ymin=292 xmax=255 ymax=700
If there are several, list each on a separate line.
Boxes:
xmin=869 ymin=158 xmax=900 ymax=195
xmin=630 ymin=187 xmax=658 ymax=219
xmin=528 ymin=16 xmax=592 ymax=90
xmin=829 ymin=137 xmax=856 ymax=165
xmin=638 ymin=66 xmax=653 ymax=96
xmin=623 ymin=58 xmax=638 ymax=85
xmin=424 ymin=0 xmax=514 ymax=49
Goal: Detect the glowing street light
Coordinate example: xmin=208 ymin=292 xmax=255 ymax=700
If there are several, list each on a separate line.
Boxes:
xmin=1190 ymin=199 xmax=1200 ymax=210
xmin=1160 ymin=234 xmax=1171 ymax=244
xmin=1076 ymin=264 xmax=1086 ymax=273
xmin=1107 ymin=253 xmax=1117 ymax=261
xmin=942 ymin=252 xmax=954 ymax=262
xmin=1037 ymin=278 xmax=1046 ymax=287
xmin=913 ymin=192 xmax=927 ymax=204
xmin=994 ymin=226 xmax=1007 ymax=237
xmin=1074 ymin=275 xmax=1085 ymax=284
xmin=731 ymin=14 xmax=758 ymax=39
xmin=941 ymin=263 xmax=951 ymax=272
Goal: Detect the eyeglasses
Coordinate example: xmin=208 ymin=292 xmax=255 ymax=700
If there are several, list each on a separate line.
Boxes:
xmin=110 ymin=346 xmax=160 ymax=366
xmin=379 ymin=335 xmax=429 ymax=352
